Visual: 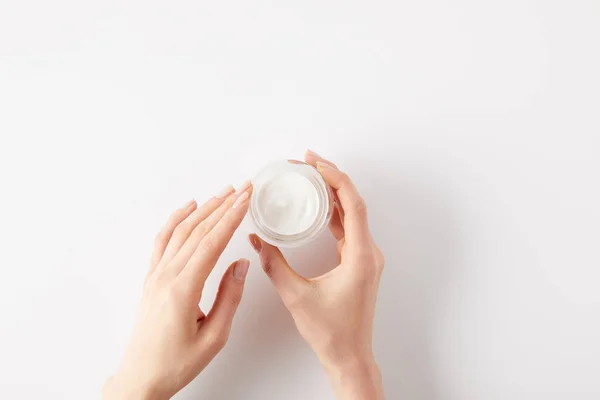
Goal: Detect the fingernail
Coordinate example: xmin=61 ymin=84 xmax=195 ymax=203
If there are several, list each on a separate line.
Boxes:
xmin=215 ymin=185 xmax=234 ymax=199
xmin=306 ymin=149 xmax=321 ymax=158
xmin=232 ymin=191 xmax=249 ymax=209
xmin=248 ymin=234 xmax=262 ymax=253
xmin=235 ymin=180 xmax=252 ymax=195
xmin=316 ymin=161 xmax=334 ymax=171
xmin=233 ymin=259 xmax=250 ymax=281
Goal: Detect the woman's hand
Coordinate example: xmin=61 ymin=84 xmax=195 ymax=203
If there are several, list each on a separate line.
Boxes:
xmin=103 ymin=182 xmax=253 ymax=400
xmin=249 ymin=151 xmax=385 ymax=400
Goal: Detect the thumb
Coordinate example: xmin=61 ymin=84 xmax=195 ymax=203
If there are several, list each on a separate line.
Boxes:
xmin=248 ymin=234 xmax=305 ymax=305
xmin=200 ymin=259 xmax=249 ymax=352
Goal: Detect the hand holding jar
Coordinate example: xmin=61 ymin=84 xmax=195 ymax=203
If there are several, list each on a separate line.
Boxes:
xmin=249 ymin=151 xmax=385 ymax=400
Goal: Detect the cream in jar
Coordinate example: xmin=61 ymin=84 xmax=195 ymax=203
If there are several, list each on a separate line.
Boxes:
xmin=250 ymin=160 xmax=333 ymax=247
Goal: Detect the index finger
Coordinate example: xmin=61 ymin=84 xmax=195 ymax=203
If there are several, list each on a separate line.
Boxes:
xmin=315 ymin=161 xmax=371 ymax=248
xmin=177 ymin=185 xmax=253 ymax=300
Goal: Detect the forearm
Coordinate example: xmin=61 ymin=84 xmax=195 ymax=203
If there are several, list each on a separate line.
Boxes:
xmin=323 ymin=356 xmax=384 ymax=400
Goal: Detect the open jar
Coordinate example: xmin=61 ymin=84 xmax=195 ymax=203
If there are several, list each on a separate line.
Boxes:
xmin=249 ymin=160 xmax=334 ymax=247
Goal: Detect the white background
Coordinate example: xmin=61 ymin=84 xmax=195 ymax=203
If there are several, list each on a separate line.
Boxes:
xmin=1 ymin=1 xmax=599 ymax=399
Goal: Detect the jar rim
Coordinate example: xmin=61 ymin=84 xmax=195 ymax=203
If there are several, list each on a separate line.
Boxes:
xmin=250 ymin=160 xmax=334 ymax=248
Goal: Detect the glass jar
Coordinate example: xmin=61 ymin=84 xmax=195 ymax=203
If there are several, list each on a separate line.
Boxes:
xmin=250 ymin=160 xmax=334 ymax=247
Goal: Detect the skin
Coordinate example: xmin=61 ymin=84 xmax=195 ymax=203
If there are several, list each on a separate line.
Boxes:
xmin=103 ymin=151 xmax=385 ymax=400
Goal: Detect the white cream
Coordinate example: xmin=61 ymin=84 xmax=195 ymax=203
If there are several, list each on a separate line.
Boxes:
xmin=256 ymin=172 xmax=319 ymax=235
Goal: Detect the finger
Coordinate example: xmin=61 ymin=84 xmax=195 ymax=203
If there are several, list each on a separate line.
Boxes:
xmin=304 ymin=151 xmax=345 ymax=240
xmin=197 ymin=259 xmax=249 ymax=354
xmin=329 ymin=201 xmax=345 ymax=241
xmin=332 ymin=189 xmax=346 ymax=229
xmin=148 ymin=199 xmax=197 ymax=278
xmin=304 ymin=149 xmax=337 ymax=169
xmin=336 ymin=237 xmax=346 ymax=262
xmin=157 ymin=185 xmax=235 ymax=270
xmin=164 ymin=183 xmax=249 ymax=278
xmin=316 ymin=162 xmax=371 ymax=248
xmin=248 ymin=234 xmax=306 ymax=306
xmin=178 ymin=185 xmax=253 ymax=299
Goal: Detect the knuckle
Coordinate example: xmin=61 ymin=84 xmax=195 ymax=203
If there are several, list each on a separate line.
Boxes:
xmin=339 ymin=171 xmax=351 ymax=184
xmin=171 ymin=227 xmax=184 ymax=240
xmin=261 ymin=256 xmax=274 ymax=278
xmin=353 ymin=252 xmax=381 ymax=281
xmin=369 ymin=256 xmax=381 ymax=276
xmin=353 ymin=197 xmax=368 ymax=217
xmin=167 ymin=211 xmax=180 ymax=222
xmin=154 ymin=230 xmax=168 ymax=245
xmin=376 ymin=251 xmax=385 ymax=271
xmin=205 ymin=330 xmax=228 ymax=351
xmin=339 ymin=173 xmax=353 ymax=189
xmin=367 ymin=253 xmax=380 ymax=271
xmin=365 ymin=258 xmax=380 ymax=277
xmin=172 ymin=221 xmax=191 ymax=237
xmin=191 ymin=223 xmax=209 ymax=239
xmin=168 ymin=209 xmax=184 ymax=224
xmin=224 ymin=291 xmax=242 ymax=307
xmin=199 ymin=235 xmax=217 ymax=253
xmin=215 ymin=335 xmax=228 ymax=350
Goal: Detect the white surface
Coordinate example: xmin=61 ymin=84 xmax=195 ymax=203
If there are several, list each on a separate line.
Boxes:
xmin=1 ymin=1 xmax=599 ymax=399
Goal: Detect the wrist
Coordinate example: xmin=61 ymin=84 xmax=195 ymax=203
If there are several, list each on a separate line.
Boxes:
xmin=315 ymin=339 xmax=375 ymax=373
xmin=102 ymin=373 xmax=161 ymax=400
xmin=322 ymin=354 xmax=383 ymax=400
xmin=323 ymin=353 xmax=380 ymax=382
